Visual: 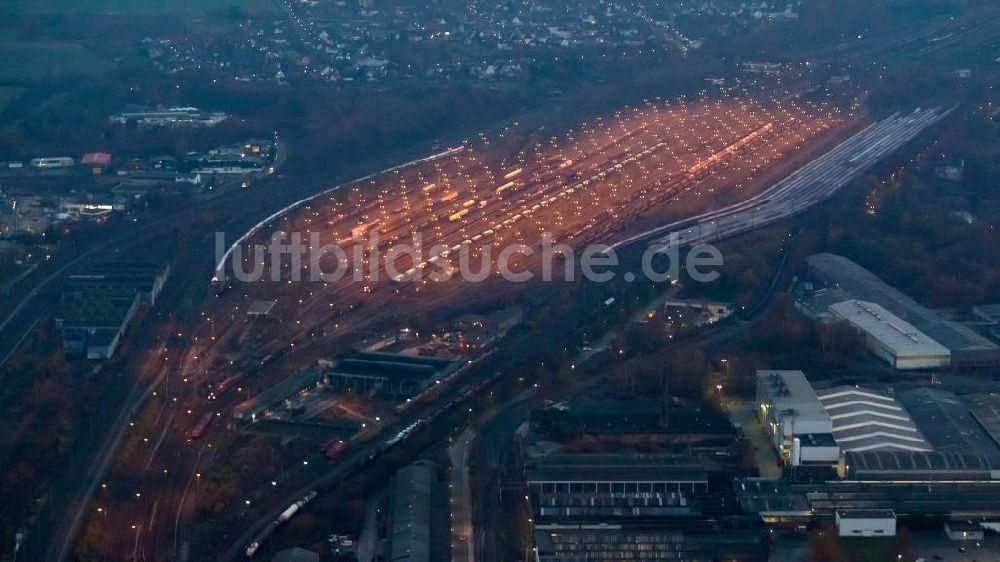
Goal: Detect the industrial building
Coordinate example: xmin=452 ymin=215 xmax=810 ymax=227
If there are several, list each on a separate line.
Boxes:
xmin=185 ymin=139 xmax=276 ymax=175
xmin=835 ymin=510 xmax=896 ymax=537
xmin=900 ymin=388 xmax=1000 ymax=459
xmin=385 ymin=460 xmax=446 ymax=562
xmin=828 ymin=300 xmax=950 ymax=369
xmin=527 ymin=453 xmax=766 ymax=562
xmin=56 ymin=285 xmax=140 ymax=359
xmin=232 ymin=369 xmax=328 ymax=423
xmin=108 ymin=105 xmax=228 ymax=127
xmin=68 ymin=261 xmax=170 ymax=306
xmin=755 ymin=371 xmax=947 ymax=464
xmin=232 ymin=352 xmax=459 ymax=426
xmin=740 ymin=383 xmax=1000 ymax=530
xmin=804 ymin=254 xmax=1000 ymax=367
xmin=755 ymin=370 xmax=838 ymax=465
xmin=325 ymin=352 xmax=457 ymax=397
xmin=791 ymin=433 xmax=841 ymax=465
xmin=739 ymin=477 xmax=1000 ymax=524
xmin=964 ymin=393 xmax=1000 ymax=453
xmin=533 ymin=522 xmax=767 ymax=562
xmin=816 ymin=386 xmax=931 ymax=453
xmin=56 ymin=261 xmax=169 ymax=359
xmin=531 ymin=395 xmax=734 ymax=447
xmin=842 ymin=450 xmax=1000 ymax=481
xmin=733 ymin=478 xmax=814 ymax=527
xmin=828 ymin=387 xmax=1000 ymax=479
xmin=531 ymin=398 xmax=666 ymax=436
xmin=527 ymin=454 xmax=709 ymax=520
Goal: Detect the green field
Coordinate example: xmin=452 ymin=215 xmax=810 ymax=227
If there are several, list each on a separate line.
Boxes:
xmin=0 ymin=41 xmax=115 ymax=81
xmin=0 ymin=0 xmax=279 ymax=16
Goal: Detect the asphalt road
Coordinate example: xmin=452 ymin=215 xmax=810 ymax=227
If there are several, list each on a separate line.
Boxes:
xmin=449 ymin=426 xmax=477 ymax=562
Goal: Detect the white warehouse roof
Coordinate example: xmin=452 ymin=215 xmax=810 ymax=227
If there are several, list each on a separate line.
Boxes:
xmin=816 ymin=386 xmax=932 ymax=453
xmin=829 ymin=300 xmax=950 ymax=368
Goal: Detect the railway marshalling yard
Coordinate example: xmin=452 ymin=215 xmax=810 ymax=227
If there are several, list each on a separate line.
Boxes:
xmin=95 ymin=90 xmax=872 ymax=561
xmin=213 ymin=91 xmax=853 ymax=363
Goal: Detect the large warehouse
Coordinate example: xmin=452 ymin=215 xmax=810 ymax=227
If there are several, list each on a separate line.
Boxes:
xmin=325 ymin=352 xmax=457 ymax=397
xmin=816 ymin=386 xmax=932 ymax=453
xmin=843 ymin=450 xmax=1000 ymax=481
xmin=755 ymin=371 xmax=949 ymax=466
xmin=528 ymin=453 xmax=767 ymax=562
xmin=804 ymin=254 xmax=1000 ymax=367
xmin=828 ymin=300 xmax=950 ymax=370
xmin=900 ymin=388 xmax=1000 ymax=459
xmin=526 ymin=454 xmax=710 ymax=507
xmin=386 ymin=460 xmax=442 ymax=562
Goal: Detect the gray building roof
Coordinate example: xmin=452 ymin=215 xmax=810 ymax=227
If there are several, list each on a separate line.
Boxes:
xmin=389 ymin=460 xmax=436 ymax=562
xmin=961 ymin=393 xmax=1000 ymax=452
xmin=844 ymin=450 xmax=997 ymax=480
xmin=828 ymin=300 xmax=949 ymax=360
xmin=837 ymin=509 xmax=896 ymax=520
xmin=817 ymin=386 xmax=931 ymax=453
xmin=528 ymin=454 xmax=707 ymax=484
xmin=533 ymin=523 xmax=767 ymax=561
xmin=232 ymin=369 xmax=327 ymax=421
xmin=331 ymin=352 xmax=456 ymax=382
xmin=900 ymin=388 xmax=1000 ymax=459
xmin=247 ymin=300 xmax=276 ymax=316
xmin=757 ymin=370 xmax=832 ymax=427
xmin=806 ymin=254 xmax=1000 ymax=363
xmin=973 ymin=305 xmax=1000 ymax=323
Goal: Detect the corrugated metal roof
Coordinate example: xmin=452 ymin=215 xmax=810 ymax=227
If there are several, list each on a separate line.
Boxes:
xmin=807 ymin=254 xmax=1000 ymax=360
xmin=828 ymin=300 xmax=949 ymax=359
xmin=528 ymin=454 xmax=707 ymax=484
xmin=845 ymin=450 xmax=995 ymax=473
xmin=389 ymin=460 xmax=436 ymax=562
xmin=817 ymin=386 xmax=932 ymax=453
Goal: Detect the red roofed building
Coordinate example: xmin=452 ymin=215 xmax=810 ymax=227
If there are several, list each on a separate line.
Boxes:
xmin=81 ymin=152 xmax=112 ymax=175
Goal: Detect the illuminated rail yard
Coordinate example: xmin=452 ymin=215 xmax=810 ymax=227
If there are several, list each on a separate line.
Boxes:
xmin=80 ymin=90 xmax=961 ymax=560
xmin=90 ymin=89 xmax=858 ymax=560
xmin=14 ymin=1 xmax=997 ymax=560
xmin=7 ymin=0 xmax=1000 ymax=562
xmin=239 ymin=90 xmax=845 ymax=312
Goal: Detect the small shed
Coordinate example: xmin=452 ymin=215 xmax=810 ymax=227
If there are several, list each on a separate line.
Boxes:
xmin=81 ymin=152 xmax=113 ymax=174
